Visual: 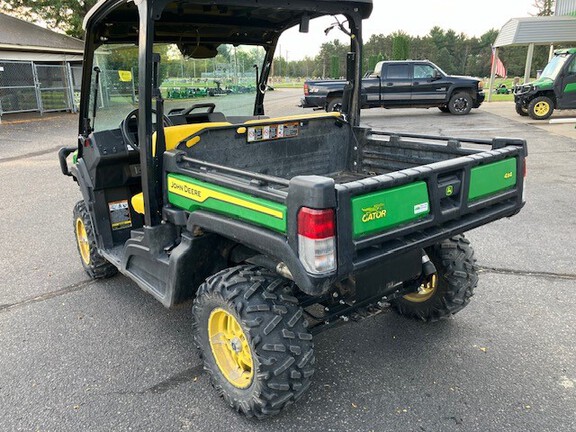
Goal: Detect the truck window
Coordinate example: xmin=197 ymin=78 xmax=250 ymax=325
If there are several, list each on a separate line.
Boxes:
xmin=414 ymin=65 xmax=436 ymax=79
xmin=385 ymin=64 xmax=410 ymax=79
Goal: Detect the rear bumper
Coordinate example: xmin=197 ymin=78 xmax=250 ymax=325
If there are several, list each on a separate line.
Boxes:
xmin=300 ymin=96 xmax=325 ymax=108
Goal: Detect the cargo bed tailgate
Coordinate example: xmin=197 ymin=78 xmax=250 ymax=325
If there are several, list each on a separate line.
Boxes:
xmin=335 ymin=137 xmax=527 ymax=275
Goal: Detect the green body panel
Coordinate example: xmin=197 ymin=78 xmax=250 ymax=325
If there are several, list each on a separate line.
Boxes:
xmin=166 ymin=174 xmax=287 ymax=233
xmin=351 ymin=182 xmax=430 ymax=238
xmin=564 ymin=82 xmax=576 ymax=93
xmin=528 ymin=77 xmax=554 ymax=91
xmin=468 ymin=158 xmax=517 ymax=201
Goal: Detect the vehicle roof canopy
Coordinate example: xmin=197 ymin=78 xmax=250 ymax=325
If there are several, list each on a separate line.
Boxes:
xmin=554 ymin=47 xmax=576 ymax=55
xmin=85 ymin=0 xmax=373 ymax=54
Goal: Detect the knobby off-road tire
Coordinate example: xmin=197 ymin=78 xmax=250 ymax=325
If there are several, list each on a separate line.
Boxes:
xmin=192 ymin=265 xmax=315 ymax=419
xmin=73 ymin=201 xmax=117 ymax=279
xmin=448 ymin=92 xmax=473 ymax=115
xmin=515 ymin=102 xmax=529 ymax=117
xmin=528 ymin=96 xmax=554 ymax=120
xmin=391 ymin=235 xmax=478 ymax=322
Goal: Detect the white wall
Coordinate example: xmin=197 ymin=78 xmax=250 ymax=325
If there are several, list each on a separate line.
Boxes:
xmin=555 ymin=0 xmax=576 ymax=16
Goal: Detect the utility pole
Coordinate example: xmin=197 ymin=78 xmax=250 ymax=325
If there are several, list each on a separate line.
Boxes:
xmin=278 ymin=44 xmax=282 ymax=77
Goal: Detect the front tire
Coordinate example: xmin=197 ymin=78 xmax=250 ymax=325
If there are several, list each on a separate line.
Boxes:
xmin=448 ymin=92 xmax=473 ymax=115
xmin=528 ymin=96 xmax=554 ymax=120
xmin=438 ymin=106 xmax=450 ymax=113
xmin=391 ymin=235 xmax=478 ymax=321
xmin=73 ymin=201 xmax=117 ymax=279
xmin=515 ymin=103 xmax=529 ymax=117
xmin=192 ymin=265 xmax=315 ymax=419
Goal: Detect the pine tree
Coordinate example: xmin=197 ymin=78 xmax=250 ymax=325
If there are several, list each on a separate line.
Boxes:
xmin=533 ymin=0 xmax=555 ymax=16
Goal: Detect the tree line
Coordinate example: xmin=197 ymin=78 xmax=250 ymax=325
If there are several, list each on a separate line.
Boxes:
xmin=282 ymin=27 xmax=556 ymax=80
xmin=2 ymin=0 xmax=558 ymax=80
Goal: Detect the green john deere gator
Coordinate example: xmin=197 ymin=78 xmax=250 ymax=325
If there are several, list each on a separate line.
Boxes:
xmin=59 ymin=0 xmax=527 ymax=418
xmin=514 ymin=48 xmax=576 ymax=120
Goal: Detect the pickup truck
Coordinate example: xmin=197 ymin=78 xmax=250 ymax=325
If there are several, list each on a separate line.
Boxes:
xmin=301 ymin=60 xmax=485 ymax=115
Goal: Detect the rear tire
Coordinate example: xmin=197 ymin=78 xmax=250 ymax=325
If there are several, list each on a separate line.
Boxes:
xmin=73 ymin=201 xmax=117 ymax=279
xmin=192 ymin=265 xmax=315 ymax=419
xmin=326 ymin=97 xmax=343 ymax=112
xmin=391 ymin=235 xmax=478 ymax=322
xmin=515 ymin=103 xmax=529 ymax=117
xmin=448 ymin=92 xmax=473 ymax=115
xmin=528 ymin=96 xmax=554 ymax=120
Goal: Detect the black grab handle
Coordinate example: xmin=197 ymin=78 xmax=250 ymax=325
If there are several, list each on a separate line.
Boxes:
xmin=58 ymin=146 xmax=77 ymax=176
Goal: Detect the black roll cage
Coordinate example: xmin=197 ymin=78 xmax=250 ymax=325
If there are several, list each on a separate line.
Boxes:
xmin=79 ymin=0 xmax=372 ymax=226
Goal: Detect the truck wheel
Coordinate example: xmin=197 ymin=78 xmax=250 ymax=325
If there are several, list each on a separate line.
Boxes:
xmin=391 ymin=235 xmax=478 ymax=322
xmin=438 ymin=106 xmax=450 ymax=113
xmin=73 ymin=201 xmax=117 ymax=279
xmin=326 ymin=97 xmax=342 ymax=112
xmin=448 ymin=92 xmax=473 ymax=115
xmin=528 ymin=96 xmax=554 ymax=120
xmin=515 ymin=103 xmax=529 ymax=117
xmin=192 ymin=265 xmax=315 ymax=418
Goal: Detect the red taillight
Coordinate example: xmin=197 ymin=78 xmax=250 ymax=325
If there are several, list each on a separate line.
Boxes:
xmin=523 ymin=158 xmax=528 ymax=178
xmin=522 ymin=158 xmax=527 ymax=202
xmin=304 ymin=83 xmax=309 ymax=96
xmin=297 ymin=207 xmax=337 ymax=274
xmin=298 ymin=208 xmax=335 ymax=239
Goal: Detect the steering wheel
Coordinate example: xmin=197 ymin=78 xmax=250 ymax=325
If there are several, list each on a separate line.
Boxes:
xmin=120 ymin=108 xmax=173 ymax=149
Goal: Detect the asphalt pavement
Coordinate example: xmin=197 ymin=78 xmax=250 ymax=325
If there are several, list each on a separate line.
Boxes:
xmin=0 ymin=91 xmax=575 ymax=431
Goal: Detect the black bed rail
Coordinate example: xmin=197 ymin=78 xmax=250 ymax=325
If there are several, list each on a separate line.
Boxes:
xmin=369 ymin=130 xmax=493 ymax=146
xmin=179 ymin=154 xmax=290 ymax=187
xmin=368 ymin=130 xmax=528 ymax=152
xmin=163 ymin=151 xmax=289 ymax=204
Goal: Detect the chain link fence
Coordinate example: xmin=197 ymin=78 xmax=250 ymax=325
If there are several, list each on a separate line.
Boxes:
xmin=0 ymin=60 xmax=81 ymax=118
xmin=35 ymin=64 xmax=72 ymax=112
xmin=0 ymin=60 xmax=40 ymax=114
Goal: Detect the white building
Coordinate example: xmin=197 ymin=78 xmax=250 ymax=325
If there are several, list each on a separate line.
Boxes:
xmin=0 ymin=13 xmax=84 ymax=117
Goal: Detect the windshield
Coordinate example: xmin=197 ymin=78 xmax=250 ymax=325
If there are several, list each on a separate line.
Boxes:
xmin=540 ymin=54 xmax=569 ymax=80
xmin=88 ymin=43 xmax=265 ymax=132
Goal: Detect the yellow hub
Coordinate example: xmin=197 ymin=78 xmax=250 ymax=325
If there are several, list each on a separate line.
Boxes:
xmin=208 ymin=308 xmax=254 ymax=389
xmin=403 ymin=274 xmax=438 ymax=303
xmin=75 ymin=218 xmax=91 ymax=265
xmin=534 ymin=101 xmax=550 ymax=117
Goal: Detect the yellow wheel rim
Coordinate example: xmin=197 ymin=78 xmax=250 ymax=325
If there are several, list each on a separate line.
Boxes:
xmin=75 ymin=218 xmax=91 ymax=265
xmin=403 ymin=274 xmax=438 ymax=303
xmin=208 ymin=308 xmax=254 ymax=389
xmin=534 ymin=101 xmax=550 ymax=117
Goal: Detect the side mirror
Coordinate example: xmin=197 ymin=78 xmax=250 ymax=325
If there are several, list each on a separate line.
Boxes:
xmin=431 ymin=70 xmax=442 ymax=81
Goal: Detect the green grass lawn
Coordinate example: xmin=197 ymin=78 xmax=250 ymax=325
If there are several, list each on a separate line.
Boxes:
xmin=488 ymin=94 xmax=514 ymax=102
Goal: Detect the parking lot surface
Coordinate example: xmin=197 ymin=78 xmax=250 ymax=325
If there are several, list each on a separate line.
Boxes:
xmin=1 ymin=90 xmax=575 ymax=431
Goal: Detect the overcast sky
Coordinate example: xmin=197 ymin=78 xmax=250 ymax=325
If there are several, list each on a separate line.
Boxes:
xmin=278 ymin=0 xmax=540 ymax=60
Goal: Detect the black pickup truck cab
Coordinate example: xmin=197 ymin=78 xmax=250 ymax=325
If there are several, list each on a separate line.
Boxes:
xmin=302 ymin=60 xmax=485 ymax=115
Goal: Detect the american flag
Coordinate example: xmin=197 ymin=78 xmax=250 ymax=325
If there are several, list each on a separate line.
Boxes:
xmin=491 ymin=47 xmax=507 ymax=78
